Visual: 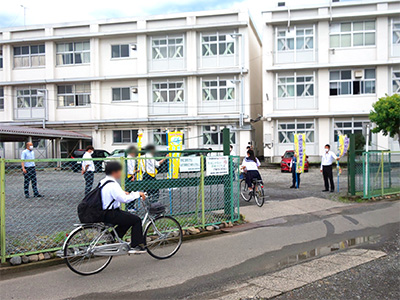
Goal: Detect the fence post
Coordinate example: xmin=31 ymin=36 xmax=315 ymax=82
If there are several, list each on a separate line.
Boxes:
xmin=200 ymin=155 xmax=205 ymax=227
xmin=381 ymin=151 xmax=384 ymax=196
xmin=388 ymin=151 xmax=392 ymax=189
xmin=348 ymin=134 xmax=356 ymax=196
xmin=222 ymin=128 xmax=232 ymax=216
xmin=120 ymin=156 xmax=126 ymax=211
xmin=230 ymin=156 xmax=234 ymax=222
xmin=0 ymin=158 xmax=6 ymax=263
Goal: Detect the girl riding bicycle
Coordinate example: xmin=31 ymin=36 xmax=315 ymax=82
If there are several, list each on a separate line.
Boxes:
xmin=241 ymin=149 xmax=262 ymax=191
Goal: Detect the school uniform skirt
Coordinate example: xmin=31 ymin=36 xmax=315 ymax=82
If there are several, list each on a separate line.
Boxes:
xmin=246 ymin=170 xmax=262 ymax=187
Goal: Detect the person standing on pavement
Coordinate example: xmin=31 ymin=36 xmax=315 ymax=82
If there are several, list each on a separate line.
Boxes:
xmin=21 ymin=142 xmax=42 ymax=198
xmin=82 ymin=145 xmax=95 ymax=195
xmin=320 ymin=144 xmax=339 ymax=192
xmin=289 ymin=153 xmax=301 ymax=189
xmin=126 ymin=146 xmax=138 ymax=182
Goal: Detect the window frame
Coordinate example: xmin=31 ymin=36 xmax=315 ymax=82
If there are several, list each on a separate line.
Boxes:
xmin=329 ymin=69 xmax=376 ymax=96
xmin=151 ymin=34 xmax=184 ymax=60
xmin=277 ymin=72 xmax=315 ymax=99
xmin=57 ymin=83 xmax=91 ymax=108
xmin=16 ymin=86 xmax=45 ymax=109
xmin=111 ymin=44 xmax=130 ymax=59
xmin=111 ymin=87 xmax=134 ymax=102
xmin=202 ymin=125 xmax=236 ymax=146
xmin=152 ymin=80 xmax=185 ymax=103
xmin=333 ymin=118 xmax=370 ymax=143
xmin=277 ymin=120 xmax=315 ymax=144
xmin=0 ymin=87 xmax=4 ymax=110
xmin=201 ymin=31 xmax=236 ymax=57
xmin=201 ymin=77 xmax=236 ymax=102
xmin=392 ymin=67 xmax=400 ymax=94
xmin=276 ymin=25 xmax=314 ymax=52
xmin=112 ymin=129 xmax=138 ymax=144
xmin=329 ymin=20 xmax=376 ymax=48
xmin=56 ymin=41 xmax=90 ymax=66
xmin=13 ymin=44 xmax=45 ymax=68
xmin=392 ymin=18 xmax=400 ymax=45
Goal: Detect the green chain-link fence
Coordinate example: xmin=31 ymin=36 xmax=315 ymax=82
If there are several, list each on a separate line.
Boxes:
xmin=362 ymin=151 xmax=400 ymax=199
xmin=0 ymin=155 xmax=240 ymax=263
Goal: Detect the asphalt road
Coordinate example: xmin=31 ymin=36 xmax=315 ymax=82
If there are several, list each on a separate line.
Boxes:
xmin=1 ymin=200 xmax=398 ymax=300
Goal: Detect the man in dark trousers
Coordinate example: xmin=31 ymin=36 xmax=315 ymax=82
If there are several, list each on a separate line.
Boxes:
xmin=21 ymin=142 xmax=42 ymax=198
xmin=289 ymin=153 xmax=300 ymax=189
xmin=320 ymin=144 xmax=339 ymax=192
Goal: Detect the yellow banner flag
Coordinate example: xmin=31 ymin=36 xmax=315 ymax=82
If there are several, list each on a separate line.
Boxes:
xmin=136 ymin=132 xmax=143 ymax=181
xmin=294 ymin=133 xmax=306 ymax=174
xmin=167 ymin=131 xmax=183 ymax=179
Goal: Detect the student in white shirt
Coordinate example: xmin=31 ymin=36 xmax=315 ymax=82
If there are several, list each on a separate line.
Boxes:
xmin=320 ymin=144 xmax=339 ymax=192
xmin=141 ymin=144 xmax=167 ymax=201
xmin=241 ymin=149 xmax=262 ymax=191
xmin=126 ymin=146 xmax=138 ymax=181
xmin=82 ymin=146 xmax=95 ymax=195
xmin=101 ymin=161 xmax=146 ymax=254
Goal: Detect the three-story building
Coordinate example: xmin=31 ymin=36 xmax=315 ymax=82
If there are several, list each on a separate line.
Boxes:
xmin=0 ymin=9 xmax=262 ymax=158
xmin=262 ymin=0 xmax=400 ymax=162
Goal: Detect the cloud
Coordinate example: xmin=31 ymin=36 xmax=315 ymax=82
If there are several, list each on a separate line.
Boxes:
xmin=0 ymin=0 xmax=328 ymax=30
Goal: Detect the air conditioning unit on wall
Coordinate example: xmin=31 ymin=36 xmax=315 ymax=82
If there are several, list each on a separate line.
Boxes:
xmin=354 ymin=70 xmax=364 ymax=79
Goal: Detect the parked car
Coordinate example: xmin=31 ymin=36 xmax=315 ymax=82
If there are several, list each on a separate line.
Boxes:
xmin=109 ymin=149 xmax=126 ymax=156
xmin=70 ymin=149 xmax=111 ymax=173
xmin=280 ymin=150 xmax=309 ymax=172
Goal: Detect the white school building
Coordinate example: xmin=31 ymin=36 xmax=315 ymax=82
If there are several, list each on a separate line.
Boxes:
xmin=0 ymin=10 xmax=262 ymax=159
xmin=262 ymin=0 xmax=400 ymax=162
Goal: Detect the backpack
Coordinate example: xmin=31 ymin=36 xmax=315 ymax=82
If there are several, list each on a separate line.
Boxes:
xmin=77 ymin=180 xmax=114 ymax=223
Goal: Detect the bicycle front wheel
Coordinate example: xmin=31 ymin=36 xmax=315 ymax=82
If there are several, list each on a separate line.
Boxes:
xmin=254 ymin=185 xmax=265 ymax=207
xmin=240 ymin=179 xmax=252 ymax=202
xmin=64 ymin=225 xmax=114 ymax=276
xmin=144 ymin=216 xmax=182 ymax=260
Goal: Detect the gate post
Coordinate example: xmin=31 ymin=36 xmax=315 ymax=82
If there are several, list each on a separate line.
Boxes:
xmin=222 ymin=128 xmax=232 ymax=216
xmin=348 ymin=134 xmax=356 ymax=196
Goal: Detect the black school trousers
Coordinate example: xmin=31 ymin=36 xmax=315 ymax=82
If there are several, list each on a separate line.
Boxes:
xmin=322 ymin=165 xmax=335 ymax=191
xmin=104 ymin=209 xmax=144 ymax=247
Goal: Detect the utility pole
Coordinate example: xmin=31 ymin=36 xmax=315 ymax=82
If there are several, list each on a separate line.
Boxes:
xmin=21 ymin=5 xmax=26 ymax=26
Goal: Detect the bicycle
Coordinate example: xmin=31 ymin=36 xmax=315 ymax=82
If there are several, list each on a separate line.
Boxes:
xmin=240 ymin=177 xmax=265 ymax=207
xmin=62 ymin=195 xmax=183 ymax=276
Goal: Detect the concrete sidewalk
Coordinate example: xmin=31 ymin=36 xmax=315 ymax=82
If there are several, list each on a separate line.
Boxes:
xmin=240 ymin=197 xmax=350 ymax=223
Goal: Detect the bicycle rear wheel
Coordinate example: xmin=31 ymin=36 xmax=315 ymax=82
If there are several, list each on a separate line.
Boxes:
xmin=64 ymin=225 xmax=114 ymax=276
xmin=254 ymin=184 xmax=265 ymax=207
xmin=144 ymin=216 xmax=182 ymax=260
xmin=240 ymin=179 xmax=252 ymax=202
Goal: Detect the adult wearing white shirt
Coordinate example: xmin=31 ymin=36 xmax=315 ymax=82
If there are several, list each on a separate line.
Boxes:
xmin=82 ymin=146 xmax=95 ymax=195
xmin=320 ymin=144 xmax=339 ymax=192
xmin=101 ymin=161 xmax=146 ymax=254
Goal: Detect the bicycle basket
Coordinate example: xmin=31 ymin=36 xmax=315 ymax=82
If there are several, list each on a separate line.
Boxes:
xmin=149 ymin=202 xmax=166 ymax=215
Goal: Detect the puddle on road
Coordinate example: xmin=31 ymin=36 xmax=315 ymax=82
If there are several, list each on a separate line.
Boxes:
xmin=277 ymin=235 xmax=380 ymax=268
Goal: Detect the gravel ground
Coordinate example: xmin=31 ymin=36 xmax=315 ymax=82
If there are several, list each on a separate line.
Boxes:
xmin=272 ymin=225 xmax=400 ymax=300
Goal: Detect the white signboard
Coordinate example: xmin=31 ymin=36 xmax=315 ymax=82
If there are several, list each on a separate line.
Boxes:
xmin=206 ymin=156 xmax=229 ymax=176
xmin=180 ymin=156 xmax=201 ymax=172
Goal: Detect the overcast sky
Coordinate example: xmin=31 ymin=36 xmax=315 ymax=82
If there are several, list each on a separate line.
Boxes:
xmin=0 ymin=0 xmax=347 ymax=30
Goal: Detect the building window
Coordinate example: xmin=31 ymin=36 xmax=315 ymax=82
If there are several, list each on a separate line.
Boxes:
xmin=0 ymin=87 xmax=4 ymax=110
xmin=393 ymin=19 xmax=400 ymax=45
xmin=278 ymin=121 xmax=315 ymax=144
xmin=111 ymin=44 xmax=129 ymax=58
xmin=56 ymin=41 xmax=90 ymax=65
xmin=57 ymin=83 xmax=91 ymax=107
xmin=277 ymin=74 xmax=314 ymax=98
xmin=152 ymin=35 xmax=184 ymax=60
xmin=13 ymin=45 xmax=45 ymax=68
xmin=202 ymin=32 xmax=235 ymax=56
xmin=202 ymin=78 xmax=236 ymax=102
xmin=0 ymin=47 xmax=3 ymax=69
xmin=334 ymin=120 xmax=368 ymax=142
xmin=113 ymin=130 xmax=138 ymax=144
xmin=393 ymin=68 xmax=400 ymax=94
xmin=330 ymin=21 xmax=375 ymax=48
xmin=202 ymin=125 xmax=236 ymax=145
xmin=329 ymin=69 xmax=375 ymax=96
xmin=152 ymin=80 xmax=184 ymax=103
xmin=153 ymin=128 xmax=185 ymax=146
xmin=16 ymin=87 xmax=44 ymax=109
xmin=112 ymin=87 xmax=132 ymax=101
xmin=277 ymin=26 xmax=314 ymax=51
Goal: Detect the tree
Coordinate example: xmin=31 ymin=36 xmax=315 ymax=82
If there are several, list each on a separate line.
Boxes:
xmin=369 ymin=94 xmax=400 ymax=147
